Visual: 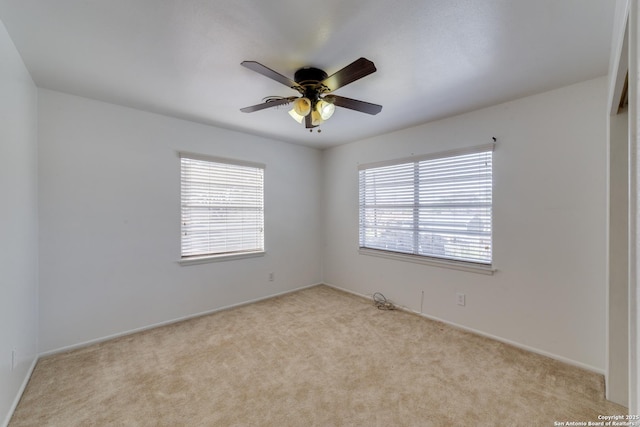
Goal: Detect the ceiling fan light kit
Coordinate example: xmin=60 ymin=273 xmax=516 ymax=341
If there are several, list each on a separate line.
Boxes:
xmin=240 ymin=58 xmax=382 ymax=131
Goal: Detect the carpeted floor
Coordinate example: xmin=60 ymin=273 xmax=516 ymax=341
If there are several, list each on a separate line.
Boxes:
xmin=10 ymin=285 xmax=626 ymax=426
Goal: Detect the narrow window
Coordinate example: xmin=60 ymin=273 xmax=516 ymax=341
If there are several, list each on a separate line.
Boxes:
xmin=359 ymin=144 xmax=493 ymax=267
xmin=180 ymin=153 xmax=264 ymax=260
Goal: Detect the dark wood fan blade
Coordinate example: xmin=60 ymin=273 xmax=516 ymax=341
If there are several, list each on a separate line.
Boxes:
xmin=328 ymin=95 xmax=382 ymax=115
xmin=241 ymin=61 xmax=300 ymax=89
xmin=240 ymin=98 xmax=292 ymax=113
xmin=305 ymin=111 xmax=314 ymax=128
xmin=320 ymin=58 xmax=377 ymax=92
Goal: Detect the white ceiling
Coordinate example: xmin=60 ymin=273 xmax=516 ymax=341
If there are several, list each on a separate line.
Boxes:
xmin=0 ymin=0 xmax=615 ymax=148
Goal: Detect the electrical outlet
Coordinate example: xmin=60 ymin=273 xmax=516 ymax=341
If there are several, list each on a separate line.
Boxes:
xmin=268 ymin=272 xmax=274 ymax=282
xmin=11 ymin=349 xmax=16 ymax=371
xmin=456 ymin=292 xmax=466 ymax=306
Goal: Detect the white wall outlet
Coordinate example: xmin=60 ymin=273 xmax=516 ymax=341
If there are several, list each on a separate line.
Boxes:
xmin=11 ymin=349 xmax=16 ymax=371
xmin=456 ymin=292 xmax=466 ymax=306
xmin=268 ymin=272 xmax=274 ymax=282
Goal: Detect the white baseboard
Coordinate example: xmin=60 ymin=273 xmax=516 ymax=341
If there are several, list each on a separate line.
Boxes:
xmin=40 ymin=283 xmax=323 ymax=358
xmin=323 ymin=282 xmax=605 ymax=376
xmin=2 ymin=355 xmax=39 ymax=427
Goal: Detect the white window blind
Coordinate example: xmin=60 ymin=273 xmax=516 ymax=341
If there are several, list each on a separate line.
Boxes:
xmin=180 ymin=153 xmax=264 ymax=259
xmin=359 ymin=144 xmax=493 ymax=265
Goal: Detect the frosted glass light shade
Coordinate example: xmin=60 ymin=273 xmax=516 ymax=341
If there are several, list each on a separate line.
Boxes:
xmin=316 ymin=99 xmax=335 ymax=120
xmin=311 ymin=110 xmax=324 ymax=126
xmin=288 ymin=108 xmax=305 ymax=123
xmin=293 ymin=97 xmax=311 ymax=116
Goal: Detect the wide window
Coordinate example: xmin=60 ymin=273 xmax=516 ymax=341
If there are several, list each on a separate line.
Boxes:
xmin=358 ymin=144 xmax=493 ymax=267
xmin=180 ymin=153 xmax=264 ymax=261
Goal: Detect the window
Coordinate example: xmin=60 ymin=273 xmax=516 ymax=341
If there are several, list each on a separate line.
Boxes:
xmin=358 ymin=144 xmax=493 ymax=269
xmin=180 ymin=153 xmax=264 ymax=261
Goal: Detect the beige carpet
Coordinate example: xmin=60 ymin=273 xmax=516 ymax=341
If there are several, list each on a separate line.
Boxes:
xmin=10 ymin=285 xmax=626 ymax=426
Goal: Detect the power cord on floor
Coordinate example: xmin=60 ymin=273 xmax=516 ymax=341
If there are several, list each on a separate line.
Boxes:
xmin=373 ymin=292 xmax=396 ymax=310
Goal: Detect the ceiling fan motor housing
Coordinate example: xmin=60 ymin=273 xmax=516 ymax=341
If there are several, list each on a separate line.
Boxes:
xmin=294 ymin=67 xmax=328 ymax=85
xmin=294 ymin=67 xmax=329 ymax=100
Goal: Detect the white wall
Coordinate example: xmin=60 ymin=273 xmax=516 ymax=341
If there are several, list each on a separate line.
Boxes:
xmin=37 ymin=89 xmax=323 ymax=353
xmin=628 ymin=0 xmax=640 ymax=411
xmin=607 ymin=0 xmax=633 ymax=408
xmin=0 ymin=19 xmax=39 ymax=427
xmin=609 ymin=109 xmax=629 ymax=405
xmin=323 ymin=77 xmax=609 ymax=372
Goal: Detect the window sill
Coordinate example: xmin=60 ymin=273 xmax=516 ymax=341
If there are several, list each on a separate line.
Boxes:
xmin=178 ymin=251 xmax=265 ymax=266
xmin=358 ymin=248 xmax=495 ymax=275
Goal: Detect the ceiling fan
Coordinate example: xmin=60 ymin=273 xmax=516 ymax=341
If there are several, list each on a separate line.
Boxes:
xmin=240 ymin=57 xmax=382 ymax=130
